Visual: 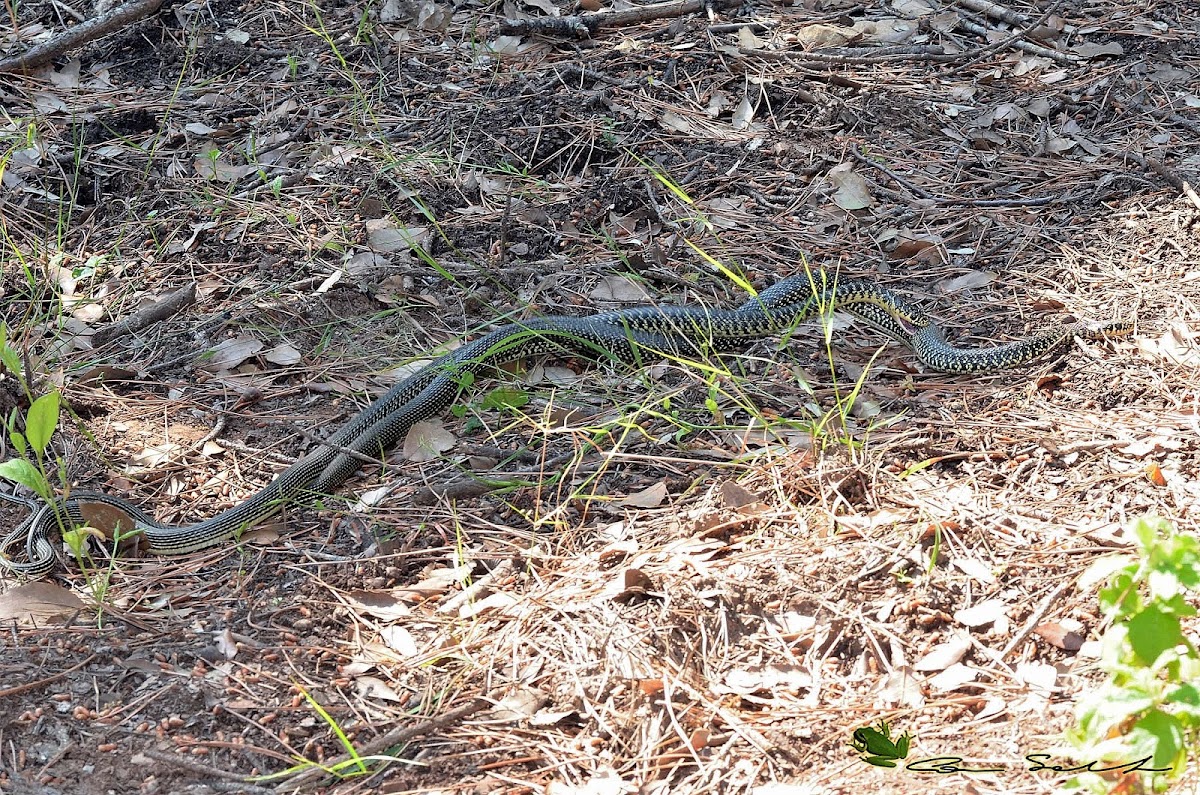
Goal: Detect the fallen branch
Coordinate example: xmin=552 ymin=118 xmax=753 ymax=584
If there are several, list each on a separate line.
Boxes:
xmin=942 ymin=0 xmax=1074 ymax=75
xmin=0 ymin=0 xmax=165 ymax=73
xmin=500 ymin=0 xmax=740 ymax=39
xmin=954 ymin=14 xmax=1075 ymax=65
xmin=957 ymin=0 xmax=1031 ymax=27
xmin=740 ymin=43 xmax=948 ymax=65
xmin=91 ymin=281 xmax=196 ymax=346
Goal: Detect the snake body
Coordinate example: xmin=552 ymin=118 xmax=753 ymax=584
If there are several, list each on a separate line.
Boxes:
xmin=0 ymin=274 xmax=1131 ymax=579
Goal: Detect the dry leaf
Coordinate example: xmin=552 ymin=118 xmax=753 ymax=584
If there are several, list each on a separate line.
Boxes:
xmin=546 ymin=767 xmax=628 ymax=795
xmin=200 ymin=337 xmax=264 ymax=371
xmin=618 ymin=482 xmax=667 ymax=508
xmin=521 ymin=0 xmax=559 ymax=15
xmin=490 ymin=688 xmax=547 ymax=722
xmin=954 ymin=598 xmax=1007 ymax=627
xmin=0 ymin=582 xmax=85 ymax=624
xmin=355 ymin=676 xmax=404 ymax=702
xmin=737 ymin=26 xmax=765 ymax=49
xmin=826 ymin=163 xmax=874 ymax=210
xmin=718 ymin=480 xmax=763 ymax=509
xmin=938 ymin=271 xmax=996 ymax=293
xmin=913 ymin=632 xmax=972 ymax=671
xmin=393 ymin=563 xmax=473 ymax=599
xmin=1033 ymin=622 xmax=1084 ymax=651
xmin=365 ymin=219 xmax=429 ymax=253
xmin=717 ymin=665 xmax=812 ymax=695
xmin=1146 ymin=462 xmax=1167 ymax=486
xmin=402 ymin=419 xmax=456 ymax=462
xmin=344 ymin=590 xmax=411 ymax=621
xmin=73 ymin=365 xmax=138 ymax=386
xmin=659 ymin=111 xmax=693 ymax=134
xmin=609 ymin=568 xmax=654 ymax=602
xmin=951 ymin=557 xmax=998 ymax=584
xmin=796 ymin=23 xmax=855 ymax=48
xmin=457 ymin=591 xmax=519 ymax=618
xmin=1013 ymin=661 xmax=1057 ymax=712
xmin=380 ymin=625 xmax=419 ymax=657
xmin=214 ymin=628 xmax=238 ymax=659
xmin=240 ymin=526 xmax=280 ymax=544
xmin=129 ymin=442 xmax=183 ymax=468
xmin=77 ymin=500 xmax=139 ymax=539
xmin=263 ymin=343 xmax=302 ymax=366
xmin=731 ymin=93 xmax=755 ymax=131
xmin=591 ymin=275 xmax=648 ymax=302
xmin=927 ymin=662 xmax=979 ymax=692
xmin=880 ymin=666 xmax=926 ymax=708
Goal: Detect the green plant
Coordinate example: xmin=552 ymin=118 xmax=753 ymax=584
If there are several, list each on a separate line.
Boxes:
xmin=254 ymin=686 xmax=411 ymax=781
xmin=0 ymin=327 xmax=58 ymax=502
xmin=1063 ymin=516 xmax=1200 ymax=791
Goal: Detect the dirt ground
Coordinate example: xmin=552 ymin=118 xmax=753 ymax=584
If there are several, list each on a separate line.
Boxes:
xmin=2 ymin=0 xmax=1199 ymax=792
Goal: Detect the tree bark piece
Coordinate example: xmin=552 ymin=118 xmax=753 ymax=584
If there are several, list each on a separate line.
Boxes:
xmin=91 ymin=281 xmax=196 ymax=346
xmin=500 ymin=0 xmax=740 ymax=39
xmin=0 ymin=0 xmax=165 ymax=74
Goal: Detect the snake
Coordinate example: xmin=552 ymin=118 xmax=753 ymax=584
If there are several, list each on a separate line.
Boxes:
xmin=0 ymin=273 xmax=1132 ymax=579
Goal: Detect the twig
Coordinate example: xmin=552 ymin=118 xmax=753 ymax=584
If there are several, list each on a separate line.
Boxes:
xmin=272 ymin=695 xmax=494 ymax=790
xmin=850 ymin=147 xmax=1057 ymax=207
xmin=287 ymin=423 xmax=382 ymax=466
xmin=942 ymin=0 xmax=1075 ymax=75
xmin=848 ymin=147 xmax=935 ymax=200
xmin=0 ymin=653 xmax=98 ymax=698
xmin=1100 ymin=143 xmax=1194 ymax=202
xmin=955 ymin=14 xmax=1075 ymax=65
xmin=91 ymin=281 xmax=197 ymax=346
xmin=500 ymin=0 xmax=740 ymax=39
xmin=0 ymin=0 xmax=165 ymax=73
xmin=740 ymin=44 xmax=947 ymax=65
xmin=139 ymin=750 xmax=255 ymax=784
xmin=997 ymin=581 xmax=1072 ymax=662
xmin=957 ymin=0 xmax=1030 ymax=26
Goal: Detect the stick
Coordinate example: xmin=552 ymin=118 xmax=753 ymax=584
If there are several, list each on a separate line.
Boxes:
xmin=942 ymin=0 xmax=1073 ymax=75
xmin=271 ymin=695 xmax=493 ymax=790
xmin=91 ymin=281 xmax=197 ymax=346
xmin=0 ymin=0 xmax=165 ymax=73
xmin=500 ymin=0 xmax=740 ymax=38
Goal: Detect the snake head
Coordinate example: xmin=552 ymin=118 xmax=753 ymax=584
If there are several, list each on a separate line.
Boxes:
xmin=896 ymin=310 xmax=931 ymax=336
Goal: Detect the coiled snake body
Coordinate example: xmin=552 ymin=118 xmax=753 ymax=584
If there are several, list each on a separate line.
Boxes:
xmin=0 ymin=274 xmax=1131 ymax=579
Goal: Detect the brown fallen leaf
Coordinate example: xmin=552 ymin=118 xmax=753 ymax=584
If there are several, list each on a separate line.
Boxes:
xmin=402 ymin=419 xmax=456 ymax=462
xmin=610 ymin=568 xmax=654 ymax=603
xmin=1033 ymin=622 xmax=1084 ymax=652
xmin=343 ymin=590 xmax=411 ymax=621
xmin=618 ymin=482 xmax=667 ymax=508
xmin=0 ymin=581 xmax=86 ymax=625
xmin=1146 ymin=462 xmax=1167 ymax=487
xmin=718 ymin=480 xmax=762 ymax=509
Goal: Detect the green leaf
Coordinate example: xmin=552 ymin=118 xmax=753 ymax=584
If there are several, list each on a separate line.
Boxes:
xmin=26 ymin=391 xmax=61 ymax=455
xmin=1164 ymin=682 xmax=1200 ymax=709
xmin=0 ymin=457 xmax=51 ymax=499
xmin=1130 ymin=709 xmax=1185 ymax=773
xmin=1099 ymin=571 xmax=1140 ymax=617
xmin=1126 ymin=605 xmax=1184 ymax=667
xmin=1079 ymin=554 xmax=1136 ymax=592
xmin=0 ymin=341 xmax=21 ymax=381
xmin=479 ymin=386 xmax=529 ymax=411
xmin=9 ymin=430 xmax=26 ymax=456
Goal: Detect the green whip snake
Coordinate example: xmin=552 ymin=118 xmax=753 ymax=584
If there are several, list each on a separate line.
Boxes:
xmin=0 ymin=273 xmax=1132 ymax=579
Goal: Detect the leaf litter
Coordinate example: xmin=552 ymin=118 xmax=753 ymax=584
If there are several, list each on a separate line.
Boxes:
xmin=1 ymin=0 xmax=1199 ymax=791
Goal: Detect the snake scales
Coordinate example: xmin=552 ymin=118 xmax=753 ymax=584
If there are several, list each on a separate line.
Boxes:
xmin=0 ymin=273 xmax=1131 ymax=579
